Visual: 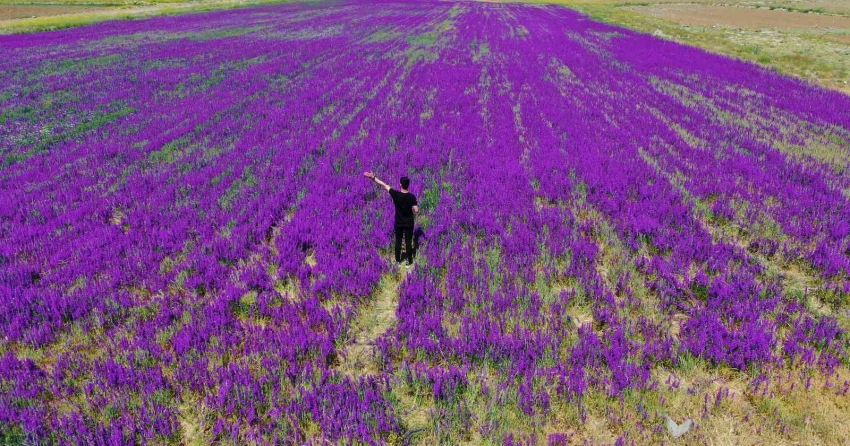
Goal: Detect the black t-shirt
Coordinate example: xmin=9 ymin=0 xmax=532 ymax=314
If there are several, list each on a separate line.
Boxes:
xmin=389 ymin=188 xmax=417 ymax=228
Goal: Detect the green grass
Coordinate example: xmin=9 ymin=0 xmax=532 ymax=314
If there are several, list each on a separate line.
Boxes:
xmin=1 ymin=8 xmax=142 ymax=33
xmin=3 ymin=104 xmax=134 ymax=168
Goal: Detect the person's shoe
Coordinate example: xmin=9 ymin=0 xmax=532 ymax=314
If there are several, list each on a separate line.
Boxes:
xmin=404 ymin=262 xmax=414 ymax=269
xmin=395 ymin=262 xmax=404 ymax=269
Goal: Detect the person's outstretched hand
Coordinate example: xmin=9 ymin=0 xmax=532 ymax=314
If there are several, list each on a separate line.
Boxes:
xmin=363 ymin=171 xmax=375 ymax=179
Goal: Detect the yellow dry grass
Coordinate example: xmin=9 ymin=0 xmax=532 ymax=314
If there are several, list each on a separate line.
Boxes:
xmin=178 ymin=398 xmax=212 ymax=446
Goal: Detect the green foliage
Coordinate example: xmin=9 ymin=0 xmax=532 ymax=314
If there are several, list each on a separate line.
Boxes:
xmin=366 ymin=29 xmax=400 ymax=43
xmin=407 ymin=32 xmax=438 ymax=47
xmin=218 ymin=167 xmax=258 ymax=210
xmin=674 ymin=351 xmax=704 ymax=373
xmin=191 ymin=25 xmax=266 ymax=41
xmin=148 ymin=136 xmax=188 ymax=165
xmin=690 ymin=281 xmax=709 ymax=301
xmin=0 ymin=424 xmax=30 ymax=446
xmin=3 ymin=105 xmax=134 ymax=168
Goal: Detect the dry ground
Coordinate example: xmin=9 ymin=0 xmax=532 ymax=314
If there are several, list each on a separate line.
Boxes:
xmin=627 ymin=4 xmax=850 ymax=29
xmin=0 ymin=4 xmax=117 ymax=20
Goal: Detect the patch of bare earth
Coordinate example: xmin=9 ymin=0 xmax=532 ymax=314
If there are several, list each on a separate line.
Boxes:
xmin=0 ymin=4 xmax=117 ymax=21
xmin=626 ymin=4 xmax=850 ymax=29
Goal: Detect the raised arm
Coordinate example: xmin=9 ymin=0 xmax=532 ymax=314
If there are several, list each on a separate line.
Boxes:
xmin=363 ymin=171 xmax=391 ymax=191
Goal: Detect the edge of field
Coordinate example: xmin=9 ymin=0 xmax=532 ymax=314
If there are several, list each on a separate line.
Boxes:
xmin=521 ymin=0 xmax=850 ymax=95
xmin=0 ymin=0 xmax=308 ymax=34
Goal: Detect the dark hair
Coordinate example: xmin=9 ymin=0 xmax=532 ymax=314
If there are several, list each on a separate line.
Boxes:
xmin=400 ymin=176 xmax=410 ymax=189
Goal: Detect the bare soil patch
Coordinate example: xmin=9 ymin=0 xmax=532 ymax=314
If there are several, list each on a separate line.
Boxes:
xmin=626 ymin=4 xmax=850 ymax=29
xmin=0 ymin=4 xmax=116 ymax=21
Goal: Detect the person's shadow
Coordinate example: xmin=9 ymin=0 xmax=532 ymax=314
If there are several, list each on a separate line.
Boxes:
xmin=412 ymin=227 xmax=424 ymax=260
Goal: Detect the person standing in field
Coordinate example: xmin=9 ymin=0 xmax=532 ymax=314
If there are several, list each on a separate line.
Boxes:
xmin=363 ymin=171 xmax=419 ymax=268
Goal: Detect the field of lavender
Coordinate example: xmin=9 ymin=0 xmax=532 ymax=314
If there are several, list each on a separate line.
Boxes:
xmin=1 ymin=0 xmax=849 ymax=444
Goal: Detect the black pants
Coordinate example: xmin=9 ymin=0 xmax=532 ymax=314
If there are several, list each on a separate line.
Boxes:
xmin=395 ymin=225 xmax=414 ymax=264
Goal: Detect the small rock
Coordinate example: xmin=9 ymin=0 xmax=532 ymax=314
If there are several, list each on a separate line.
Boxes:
xmin=665 ymin=415 xmax=694 ymax=438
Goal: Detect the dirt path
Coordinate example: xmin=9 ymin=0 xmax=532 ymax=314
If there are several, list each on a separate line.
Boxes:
xmin=337 ymin=269 xmax=409 ymax=378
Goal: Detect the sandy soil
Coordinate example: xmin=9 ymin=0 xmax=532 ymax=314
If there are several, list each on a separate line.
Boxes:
xmin=0 ymin=4 xmax=117 ymax=20
xmin=626 ymin=4 xmax=850 ymax=29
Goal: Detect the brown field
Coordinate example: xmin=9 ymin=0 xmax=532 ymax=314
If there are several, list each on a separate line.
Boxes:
xmin=627 ymin=4 xmax=850 ymax=30
xmin=0 ymin=4 xmax=116 ymax=20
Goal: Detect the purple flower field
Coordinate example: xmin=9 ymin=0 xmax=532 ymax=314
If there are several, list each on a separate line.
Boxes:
xmin=1 ymin=0 xmax=849 ymax=443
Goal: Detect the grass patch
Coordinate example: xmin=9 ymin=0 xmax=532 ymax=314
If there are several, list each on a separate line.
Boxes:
xmin=0 ymin=0 xmax=300 ymax=35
